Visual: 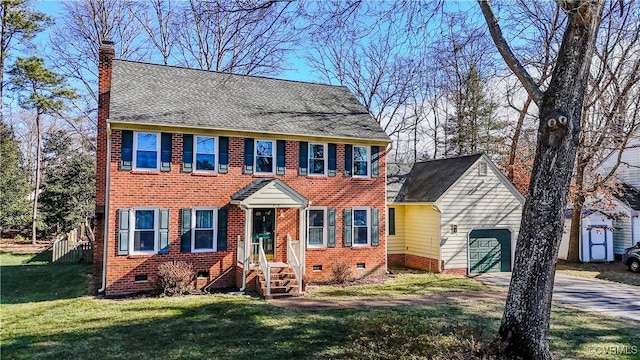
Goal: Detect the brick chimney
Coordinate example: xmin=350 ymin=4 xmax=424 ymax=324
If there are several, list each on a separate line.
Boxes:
xmin=95 ymin=40 xmax=114 ymax=278
xmin=96 ymin=40 xmax=114 ymax=212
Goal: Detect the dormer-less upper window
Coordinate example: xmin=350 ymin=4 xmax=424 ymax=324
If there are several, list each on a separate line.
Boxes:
xmin=309 ymin=143 xmax=327 ymax=176
xmin=133 ymin=132 xmax=160 ymax=170
xmin=195 ymin=136 xmax=216 ymax=172
xmin=353 ymin=146 xmax=369 ymax=177
xmin=255 ymin=139 xmax=275 ymax=174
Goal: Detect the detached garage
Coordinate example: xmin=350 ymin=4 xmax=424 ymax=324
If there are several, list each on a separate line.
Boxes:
xmin=387 ymin=154 xmax=524 ymax=274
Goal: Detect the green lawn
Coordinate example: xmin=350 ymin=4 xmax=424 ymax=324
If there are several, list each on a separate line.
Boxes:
xmin=557 ymin=260 xmax=640 ymax=287
xmin=1 ymin=253 xmax=638 ymax=360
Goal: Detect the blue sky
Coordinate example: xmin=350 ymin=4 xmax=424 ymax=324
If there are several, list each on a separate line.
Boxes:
xmin=32 ymin=0 xmax=318 ymax=83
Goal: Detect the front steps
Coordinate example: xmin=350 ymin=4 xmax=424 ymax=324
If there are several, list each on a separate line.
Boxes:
xmin=257 ymin=264 xmax=301 ymax=299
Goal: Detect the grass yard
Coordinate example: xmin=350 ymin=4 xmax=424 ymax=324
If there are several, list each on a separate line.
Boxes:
xmin=1 ymin=253 xmax=638 ymax=360
xmin=557 ymin=260 xmax=640 ymax=287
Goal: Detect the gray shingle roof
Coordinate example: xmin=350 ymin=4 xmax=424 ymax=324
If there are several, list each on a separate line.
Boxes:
xmin=391 ymin=154 xmax=483 ymax=203
xmin=615 ymin=183 xmax=640 ymax=211
xmin=109 ymin=60 xmax=390 ymax=142
xmin=387 ymin=163 xmax=413 ymax=203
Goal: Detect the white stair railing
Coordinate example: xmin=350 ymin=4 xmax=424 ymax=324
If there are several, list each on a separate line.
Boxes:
xmin=286 ymin=234 xmax=303 ymax=294
xmin=257 ymin=237 xmax=270 ymax=296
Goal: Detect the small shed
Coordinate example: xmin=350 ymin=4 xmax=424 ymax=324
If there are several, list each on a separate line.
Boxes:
xmin=559 ymin=210 xmax=614 ymax=262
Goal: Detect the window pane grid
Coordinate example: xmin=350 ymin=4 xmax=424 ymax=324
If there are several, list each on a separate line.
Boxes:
xmin=194 ymin=210 xmax=214 ymax=250
xmin=307 ymin=209 xmax=326 ymax=247
xmin=309 ymin=144 xmax=326 ymax=175
xmin=135 ymin=133 xmax=158 ymax=169
xmin=353 ymin=146 xmax=368 ymax=176
xmin=256 ymin=140 xmax=274 ymax=173
xmin=353 ymin=209 xmax=368 ymax=245
xmin=195 ymin=136 xmax=216 ymax=171
xmin=133 ymin=210 xmax=155 ymax=252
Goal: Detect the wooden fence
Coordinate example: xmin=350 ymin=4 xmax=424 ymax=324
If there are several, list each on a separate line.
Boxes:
xmin=52 ymin=228 xmax=93 ymax=263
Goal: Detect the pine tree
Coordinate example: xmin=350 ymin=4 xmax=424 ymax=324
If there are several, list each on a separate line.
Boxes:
xmin=0 ymin=121 xmax=31 ymax=231
xmin=39 ymin=129 xmax=95 ymax=235
xmin=8 ymin=56 xmax=76 ymax=243
xmin=445 ymin=65 xmax=504 ymax=157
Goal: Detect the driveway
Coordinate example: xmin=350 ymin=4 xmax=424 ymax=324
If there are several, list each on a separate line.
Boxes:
xmin=476 ymin=272 xmax=640 ymax=322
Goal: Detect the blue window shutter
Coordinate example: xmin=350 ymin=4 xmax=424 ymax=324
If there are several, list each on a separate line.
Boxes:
xmin=388 ymin=208 xmax=396 ymax=236
xmin=219 ymin=137 xmax=229 ymax=174
xmin=117 ymin=209 xmax=130 ymax=255
xmin=343 ymin=208 xmax=352 ymax=247
xmin=182 ymin=134 xmax=193 ymax=173
xmin=160 ymin=133 xmax=172 ymax=172
xmin=159 ymin=209 xmax=170 ymax=254
xmin=244 ymin=138 xmax=254 ymax=174
xmin=371 ymin=208 xmax=379 ymax=246
xmin=328 ymin=208 xmax=336 ymax=247
xmin=120 ymin=131 xmax=133 ymax=170
xmin=217 ymin=207 xmax=228 ymax=251
xmin=298 ymin=141 xmax=308 ymax=175
xmin=328 ymin=143 xmax=337 ymax=177
xmin=181 ymin=208 xmax=191 ymax=252
xmin=344 ymin=145 xmax=352 ymax=177
xmin=371 ymin=146 xmax=379 ymax=178
xmin=276 ymin=140 xmax=286 ymax=175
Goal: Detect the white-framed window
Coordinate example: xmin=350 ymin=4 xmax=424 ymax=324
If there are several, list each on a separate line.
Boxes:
xmin=194 ymin=135 xmax=217 ymax=172
xmin=308 ymin=143 xmax=327 ymax=176
xmin=255 ymin=139 xmax=275 ymax=174
xmin=353 ymin=146 xmax=369 ymax=177
xmin=307 ymin=207 xmax=327 ymax=247
xmin=352 ymin=207 xmax=370 ymax=246
xmin=130 ymin=208 xmax=159 ymax=254
xmin=133 ymin=132 xmax=160 ymax=170
xmin=478 ymin=161 xmax=488 ymax=176
xmin=192 ymin=207 xmax=218 ymax=252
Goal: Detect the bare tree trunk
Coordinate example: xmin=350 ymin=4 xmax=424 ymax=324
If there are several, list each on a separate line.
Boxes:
xmin=567 ymin=159 xmax=586 ymax=262
xmin=479 ymin=1 xmax=605 ymax=358
xmin=508 ymin=97 xmax=531 ymax=182
xmin=31 ymin=113 xmax=42 ymax=245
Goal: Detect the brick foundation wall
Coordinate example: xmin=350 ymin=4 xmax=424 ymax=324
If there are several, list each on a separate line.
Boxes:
xmin=441 ymin=268 xmax=468 ymax=276
xmin=387 ymin=254 xmax=405 ymax=268
xmin=387 ymin=253 xmax=444 ymax=273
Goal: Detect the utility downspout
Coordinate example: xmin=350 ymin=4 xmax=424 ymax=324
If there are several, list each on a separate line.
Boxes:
xmin=384 ymin=141 xmax=392 ymax=274
xmin=98 ymin=123 xmax=111 ymax=293
xmin=239 ymin=207 xmax=250 ymax=292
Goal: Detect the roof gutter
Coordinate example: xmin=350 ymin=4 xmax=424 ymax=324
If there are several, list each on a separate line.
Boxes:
xmin=98 ymin=123 xmax=111 ymax=294
xmin=107 ymin=121 xmax=391 ymax=146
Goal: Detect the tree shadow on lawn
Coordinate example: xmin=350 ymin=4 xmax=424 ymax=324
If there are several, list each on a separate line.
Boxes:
xmin=2 ymin=298 xmax=354 ymax=360
xmin=3 ymin=294 xmax=637 ymax=360
xmin=0 ymin=251 xmax=92 ymax=304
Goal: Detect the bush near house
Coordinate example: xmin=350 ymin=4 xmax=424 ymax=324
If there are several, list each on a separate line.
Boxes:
xmin=157 ymin=261 xmax=195 ymax=296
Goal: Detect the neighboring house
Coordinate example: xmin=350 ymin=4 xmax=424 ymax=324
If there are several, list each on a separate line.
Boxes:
xmin=387 ymin=154 xmax=524 ymax=274
xmin=594 ymin=137 xmax=640 ymax=255
xmin=94 ymin=42 xmax=390 ymax=297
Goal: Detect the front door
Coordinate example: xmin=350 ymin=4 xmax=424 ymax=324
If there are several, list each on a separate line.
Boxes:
xmin=253 ymin=208 xmax=275 ymax=260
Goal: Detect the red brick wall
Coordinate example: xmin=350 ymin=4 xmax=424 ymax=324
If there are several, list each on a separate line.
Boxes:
xmin=388 ymin=254 xmax=444 ymax=273
xmin=101 ymin=132 xmax=387 ymax=295
xmin=441 ymin=268 xmax=468 ymax=276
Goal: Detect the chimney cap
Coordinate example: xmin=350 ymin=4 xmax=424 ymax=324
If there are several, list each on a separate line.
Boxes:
xmin=101 ymin=40 xmax=115 ymax=46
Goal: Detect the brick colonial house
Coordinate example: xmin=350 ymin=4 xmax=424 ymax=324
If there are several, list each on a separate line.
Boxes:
xmin=94 ymin=42 xmax=390 ymax=297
